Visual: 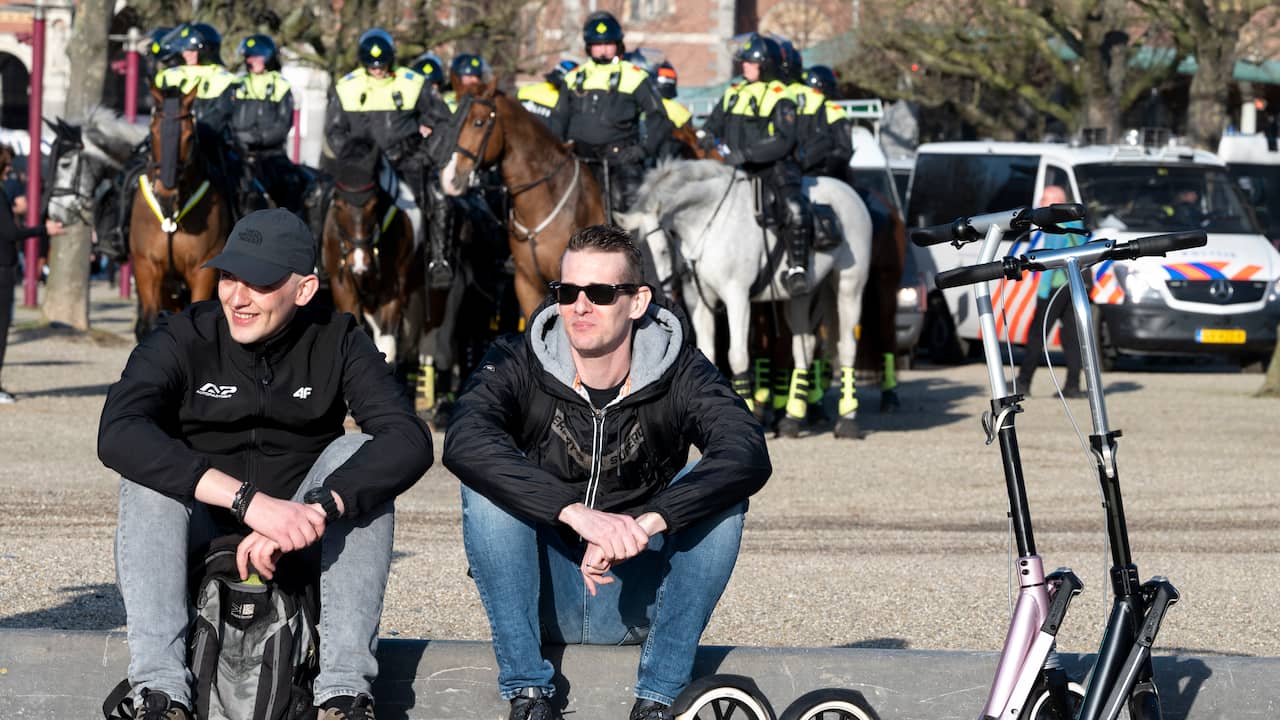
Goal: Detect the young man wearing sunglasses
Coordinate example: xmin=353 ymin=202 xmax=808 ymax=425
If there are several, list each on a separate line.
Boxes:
xmin=444 ymin=225 xmax=771 ymax=720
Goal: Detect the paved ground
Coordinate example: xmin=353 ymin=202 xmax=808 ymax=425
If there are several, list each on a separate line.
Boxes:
xmin=1 ymin=280 xmax=1277 ymax=659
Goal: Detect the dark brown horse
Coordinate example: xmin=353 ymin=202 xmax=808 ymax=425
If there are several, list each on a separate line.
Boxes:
xmin=322 ymin=138 xmax=426 ymax=368
xmin=670 ymin=123 xmax=723 ymax=161
xmin=439 ymin=78 xmax=606 ymax=320
xmin=129 ymin=85 xmax=232 ymax=339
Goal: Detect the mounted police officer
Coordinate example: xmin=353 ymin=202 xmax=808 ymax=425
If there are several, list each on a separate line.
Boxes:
xmin=548 ymin=11 xmax=671 ymax=216
xmin=231 ymin=34 xmax=307 ymax=214
xmin=703 ymin=34 xmax=812 ymax=295
xmin=517 ymin=59 xmax=577 ymax=126
xmin=410 ymin=53 xmax=447 ymax=95
xmin=326 ymin=28 xmax=450 ymax=262
xmin=779 ymin=43 xmax=853 ymax=179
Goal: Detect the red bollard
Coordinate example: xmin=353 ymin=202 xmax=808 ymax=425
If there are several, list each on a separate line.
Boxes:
xmin=22 ymin=4 xmax=46 ymax=308
xmin=120 ymin=27 xmax=140 ymax=299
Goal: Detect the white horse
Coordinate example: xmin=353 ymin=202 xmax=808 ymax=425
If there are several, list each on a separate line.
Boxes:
xmin=616 ymin=159 xmax=873 ymax=439
xmin=45 ymin=107 xmax=147 ymax=228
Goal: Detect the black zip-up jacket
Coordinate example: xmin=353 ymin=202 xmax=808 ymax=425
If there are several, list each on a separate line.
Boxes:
xmin=0 ymin=187 xmax=45 ymax=267
xmin=98 ymin=301 xmax=432 ymax=518
xmin=443 ymin=302 xmax=770 ymax=534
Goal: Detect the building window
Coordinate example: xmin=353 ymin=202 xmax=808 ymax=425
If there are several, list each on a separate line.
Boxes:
xmin=628 ymin=0 xmax=670 ymax=22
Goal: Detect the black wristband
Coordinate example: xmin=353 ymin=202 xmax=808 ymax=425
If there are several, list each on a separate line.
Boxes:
xmin=231 ymin=481 xmax=258 ymax=524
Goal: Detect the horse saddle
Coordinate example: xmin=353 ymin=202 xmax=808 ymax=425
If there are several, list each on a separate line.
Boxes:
xmin=376 ymin=157 xmax=418 ymax=212
xmin=749 ymin=177 xmax=842 ymax=253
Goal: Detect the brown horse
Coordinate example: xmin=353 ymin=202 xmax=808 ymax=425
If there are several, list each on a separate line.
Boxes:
xmin=670 ymin=123 xmax=723 ymax=161
xmin=129 ymin=85 xmax=232 ymax=339
xmin=439 ymin=78 xmax=605 ymax=320
xmin=322 ymin=138 xmax=426 ymax=368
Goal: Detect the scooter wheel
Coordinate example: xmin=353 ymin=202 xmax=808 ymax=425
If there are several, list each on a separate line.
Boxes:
xmin=1028 ymin=680 xmax=1086 ymax=720
xmin=671 ymin=674 xmax=776 ymax=720
xmin=779 ymin=688 xmax=880 ymax=720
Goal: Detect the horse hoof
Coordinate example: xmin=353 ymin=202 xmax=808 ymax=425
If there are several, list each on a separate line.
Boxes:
xmin=834 ymin=417 xmax=864 ymax=439
xmin=776 ymin=415 xmax=803 ymax=438
xmin=880 ymin=390 xmax=900 ymax=414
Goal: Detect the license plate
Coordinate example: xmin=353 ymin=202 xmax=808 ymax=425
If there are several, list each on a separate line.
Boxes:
xmin=1196 ymin=328 xmax=1246 ymax=344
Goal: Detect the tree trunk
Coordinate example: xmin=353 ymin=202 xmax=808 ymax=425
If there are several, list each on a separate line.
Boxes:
xmin=42 ymin=0 xmax=112 ymax=330
xmin=41 ymin=224 xmax=90 ymax=329
xmin=1185 ymin=33 xmax=1234 ymax=151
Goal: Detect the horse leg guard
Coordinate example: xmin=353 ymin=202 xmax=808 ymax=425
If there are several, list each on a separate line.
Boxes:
xmin=731 ymin=371 xmax=755 ymax=414
xmin=752 ymin=358 xmax=772 ymax=422
xmin=417 ymin=362 xmax=436 ymax=412
xmin=880 ymin=352 xmax=900 ymax=414
xmin=772 ymin=366 xmax=790 ymax=415
xmin=834 ymin=365 xmax=864 ymax=439
xmin=807 ymin=358 xmax=830 ymax=423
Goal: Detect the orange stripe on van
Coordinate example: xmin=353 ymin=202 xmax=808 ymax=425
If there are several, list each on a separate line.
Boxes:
xmin=1233 ymin=264 xmax=1262 ymax=280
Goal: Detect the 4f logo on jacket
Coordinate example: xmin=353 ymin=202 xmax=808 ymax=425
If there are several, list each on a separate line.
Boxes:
xmin=196 ymin=383 xmax=238 ymax=399
xmin=293 ymin=387 xmax=313 ymax=399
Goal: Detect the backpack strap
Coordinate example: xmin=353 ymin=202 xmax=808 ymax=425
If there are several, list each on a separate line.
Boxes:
xmin=102 ymin=678 xmax=135 ymax=719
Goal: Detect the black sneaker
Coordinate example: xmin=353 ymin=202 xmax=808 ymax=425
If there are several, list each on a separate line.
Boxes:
xmin=630 ymin=698 xmax=675 ymax=720
xmin=319 ymin=693 xmax=376 ymax=720
xmin=509 ymin=687 xmax=561 ymax=720
xmin=138 ymin=689 xmax=192 ymax=720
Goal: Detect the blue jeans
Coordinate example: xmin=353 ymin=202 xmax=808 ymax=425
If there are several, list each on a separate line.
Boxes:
xmin=114 ymin=434 xmax=395 ymax=707
xmin=461 ymin=484 xmax=745 ymax=705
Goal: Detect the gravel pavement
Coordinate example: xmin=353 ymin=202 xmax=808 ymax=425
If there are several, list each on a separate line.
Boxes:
xmin=1 ymin=281 xmax=1276 ymax=658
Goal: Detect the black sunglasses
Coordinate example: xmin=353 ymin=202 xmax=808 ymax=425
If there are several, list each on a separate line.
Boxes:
xmin=548 ymin=281 xmax=641 ymax=305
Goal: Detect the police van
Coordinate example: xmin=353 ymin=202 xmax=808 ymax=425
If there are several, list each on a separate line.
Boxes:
xmin=907 ymin=139 xmax=1280 ymax=366
xmin=1218 ymin=132 xmax=1280 ymax=248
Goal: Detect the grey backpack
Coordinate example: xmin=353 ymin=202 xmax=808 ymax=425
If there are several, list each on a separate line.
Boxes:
xmin=103 ymin=535 xmax=320 ymax=720
xmin=188 ymin=534 xmax=320 ymax=720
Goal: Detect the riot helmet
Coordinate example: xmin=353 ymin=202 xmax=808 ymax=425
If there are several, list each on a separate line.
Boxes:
xmin=655 ymin=61 xmax=678 ymax=99
xmin=411 ymin=53 xmax=446 ymax=87
xmin=735 ymin=33 xmax=782 ymax=83
xmin=803 ymin=65 xmax=839 ymax=98
xmin=357 ymin=28 xmax=396 ymax=70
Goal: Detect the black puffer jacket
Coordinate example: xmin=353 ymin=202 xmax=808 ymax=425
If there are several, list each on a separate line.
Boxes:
xmin=443 ymin=301 xmax=771 ymax=533
xmin=98 ymin=301 xmax=433 ymax=518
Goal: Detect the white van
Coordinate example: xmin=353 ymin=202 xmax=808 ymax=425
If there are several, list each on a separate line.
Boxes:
xmin=1218 ymin=133 xmax=1280 ymax=248
xmin=907 ymin=140 xmax=1280 ymax=366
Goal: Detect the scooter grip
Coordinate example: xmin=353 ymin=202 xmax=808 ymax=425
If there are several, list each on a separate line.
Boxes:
xmin=911 ymin=219 xmax=963 ymax=247
xmin=1028 ymin=203 xmax=1086 ymax=228
xmin=1128 ymin=231 xmax=1207 ymax=258
xmin=936 ymin=258 xmax=1012 ymax=289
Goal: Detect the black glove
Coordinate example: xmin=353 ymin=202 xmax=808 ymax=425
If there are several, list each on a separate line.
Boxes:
xmin=614 ymin=145 xmax=647 ymax=164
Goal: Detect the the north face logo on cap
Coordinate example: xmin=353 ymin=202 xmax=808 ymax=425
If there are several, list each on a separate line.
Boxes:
xmin=239 ymin=229 xmax=263 ymax=245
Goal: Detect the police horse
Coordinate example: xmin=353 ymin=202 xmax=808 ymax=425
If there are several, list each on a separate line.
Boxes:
xmin=438 ymin=76 xmax=606 ymax=320
xmin=128 ymin=85 xmax=233 ymax=340
xmin=321 ymin=138 xmax=426 ymax=371
xmin=616 ymin=159 xmax=873 ymax=438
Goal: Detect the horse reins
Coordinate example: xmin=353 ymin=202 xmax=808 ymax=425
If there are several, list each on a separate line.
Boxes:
xmin=140 ymin=109 xmax=208 ymax=236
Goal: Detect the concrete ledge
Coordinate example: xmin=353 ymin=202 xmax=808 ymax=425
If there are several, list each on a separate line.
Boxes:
xmin=1 ymin=629 xmax=1274 ymax=719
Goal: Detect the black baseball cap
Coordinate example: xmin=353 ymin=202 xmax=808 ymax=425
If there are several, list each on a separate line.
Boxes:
xmin=205 ymin=208 xmax=316 ymax=286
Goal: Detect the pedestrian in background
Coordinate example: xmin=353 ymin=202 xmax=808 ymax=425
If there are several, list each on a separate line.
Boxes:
xmin=0 ymin=143 xmax=64 ymax=404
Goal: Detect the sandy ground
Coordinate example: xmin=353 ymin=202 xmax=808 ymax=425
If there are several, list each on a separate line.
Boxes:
xmin=1 ymin=280 xmax=1276 ymax=658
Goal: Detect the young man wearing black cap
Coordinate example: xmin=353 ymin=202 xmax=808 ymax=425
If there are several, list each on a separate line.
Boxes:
xmin=98 ymin=208 xmax=433 ymax=720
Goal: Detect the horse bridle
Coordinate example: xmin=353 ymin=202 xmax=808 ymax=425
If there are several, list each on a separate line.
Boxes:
xmin=452 ymin=95 xmax=498 ymax=172
xmin=44 ymin=134 xmax=93 ymax=225
xmin=330 ymin=182 xmax=396 ymax=269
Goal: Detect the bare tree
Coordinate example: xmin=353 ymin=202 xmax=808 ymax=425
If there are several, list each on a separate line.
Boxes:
xmin=846 ymin=0 xmax=1179 ymax=141
xmin=1135 ymin=0 xmax=1275 ymax=150
xmin=41 ymin=0 xmax=114 ymax=330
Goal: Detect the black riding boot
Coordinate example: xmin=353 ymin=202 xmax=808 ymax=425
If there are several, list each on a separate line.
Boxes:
xmin=426 ymin=179 xmax=454 ymax=288
xmin=782 ymin=196 xmax=813 ymax=296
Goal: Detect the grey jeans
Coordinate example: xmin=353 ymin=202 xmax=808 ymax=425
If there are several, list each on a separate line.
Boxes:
xmin=114 ymin=433 xmax=394 ymax=707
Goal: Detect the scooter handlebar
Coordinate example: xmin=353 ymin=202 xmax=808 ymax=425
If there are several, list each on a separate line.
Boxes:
xmin=910 ymin=219 xmax=966 ymax=247
xmin=935 ymin=257 xmax=1019 ymax=289
xmin=1114 ymin=231 xmax=1207 ymax=260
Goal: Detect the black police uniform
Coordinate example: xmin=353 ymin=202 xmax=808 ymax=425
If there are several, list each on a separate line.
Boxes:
xmin=703 ymin=75 xmax=813 ymax=294
xmin=547 ymin=16 xmax=671 ymax=215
